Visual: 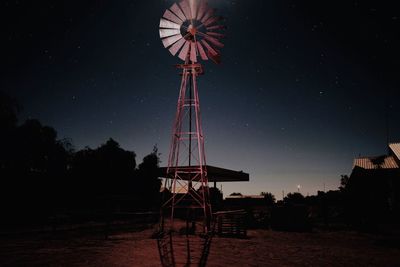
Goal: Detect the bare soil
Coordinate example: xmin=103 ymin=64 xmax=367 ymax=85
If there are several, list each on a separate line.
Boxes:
xmin=1 ymin=227 xmax=400 ymax=266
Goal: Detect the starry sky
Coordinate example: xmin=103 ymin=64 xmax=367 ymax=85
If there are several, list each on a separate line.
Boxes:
xmin=2 ymin=0 xmax=400 ymax=199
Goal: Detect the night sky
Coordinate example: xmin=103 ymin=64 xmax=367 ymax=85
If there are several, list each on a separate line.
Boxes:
xmin=3 ymin=0 xmax=400 ymax=199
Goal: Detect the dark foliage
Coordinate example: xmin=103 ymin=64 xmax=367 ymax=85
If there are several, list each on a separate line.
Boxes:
xmin=283 ymin=192 xmax=305 ymax=205
xmin=1 ymin=117 xmax=70 ymax=226
xmin=339 ymin=174 xmax=349 ymax=192
xmin=136 ymin=146 xmax=162 ymax=209
xmin=261 ymin=192 xmax=276 ymax=206
xmin=209 ymin=187 xmax=223 ymax=210
xmin=0 ymin=92 xmax=162 ymax=227
xmin=0 ymin=91 xmax=19 ymax=131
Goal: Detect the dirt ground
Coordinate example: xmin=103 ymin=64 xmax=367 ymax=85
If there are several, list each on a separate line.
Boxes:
xmin=1 ymin=227 xmax=400 ymax=267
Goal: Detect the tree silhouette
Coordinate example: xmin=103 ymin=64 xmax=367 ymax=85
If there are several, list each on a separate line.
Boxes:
xmin=339 ymin=174 xmax=349 ymax=192
xmin=371 ymin=155 xmax=386 ymax=168
xmin=0 ymin=91 xmax=20 ymax=171
xmin=0 ymin=114 xmax=70 ymax=225
xmin=209 ymin=187 xmax=223 ymax=210
xmin=284 ymin=192 xmax=305 ymax=205
xmin=68 ymin=138 xmax=138 ymax=213
xmin=1 ymin=92 xmax=164 ymax=227
xmin=12 ymin=119 xmax=69 ymax=173
xmin=0 ymin=91 xmax=19 ymax=131
xmin=261 ymin=192 xmax=276 ymax=206
xmin=136 ymin=146 xmax=162 ymax=210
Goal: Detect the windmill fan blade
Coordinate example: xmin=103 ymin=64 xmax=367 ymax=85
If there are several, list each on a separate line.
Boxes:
xmin=201 ymin=8 xmax=214 ymax=24
xmin=206 ymin=31 xmax=225 ymax=38
xmin=160 ymin=18 xmax=181 ymax=29
xmin=162 ymin=34 xmax=183 ymax=48
xmin=204 ymin=16 xmax=221 ymax=27
xmin=206 ymin=24 xmax=226 ymax=31
xmin=163 ymin=9 xmax=183 ymax=25
xmin=196 ymin=1 xmax=208 ymax=21
xmin=201 ymin=39 xmax=218 ymax=56
xmin=178 ymin=40 xmax=191 ymax=61
xmin=196 ymin=41 xmax=208 ymax=60
xmin=204 ymin=35 xmax=224 ymax=48
xmin=190 ymin=41 xmax=197 ymax=63
xmin=169 ymin=38 xmax=186 ymax=56
xmin=170 ymin=3 xmax=186 ymax=22
xmin=179 ymin=0 xmax=192 ymax=20
xmin=203 ymin=39 xmax=221 ymax=64
xmin=208 ymin=50 xmax=221 ymax=64
xmin=160 ymin=28 xmax=181 ymax=38
xmin=188 ymin=0 xmax=198 ymax=21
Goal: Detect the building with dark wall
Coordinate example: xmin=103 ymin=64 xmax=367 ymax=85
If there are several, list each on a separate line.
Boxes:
xmin=348 ymin=143 xmax=400 ymax=228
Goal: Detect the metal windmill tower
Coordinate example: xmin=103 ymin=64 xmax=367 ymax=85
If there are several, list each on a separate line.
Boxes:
xmin=158 ymin=0 xmax=225 ymax=236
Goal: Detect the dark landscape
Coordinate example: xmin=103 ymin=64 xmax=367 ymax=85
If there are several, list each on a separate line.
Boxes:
xmin=2 ymin=0 xmax=400 ymax=266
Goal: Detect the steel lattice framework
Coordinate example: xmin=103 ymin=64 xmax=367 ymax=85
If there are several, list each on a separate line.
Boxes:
xmin=163 ymin=63 xmax=212 ymax=232
xmin=159 ymin=0 xmax=225 ymax=234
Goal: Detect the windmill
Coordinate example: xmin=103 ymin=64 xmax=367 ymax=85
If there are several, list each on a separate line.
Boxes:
xmin=157 ymin=0 xmax=225 ymax=266
xmin=159 ymin=0 xmax=225 ymax=234
xmin=160 ymin=0 xmax=224 ymax=64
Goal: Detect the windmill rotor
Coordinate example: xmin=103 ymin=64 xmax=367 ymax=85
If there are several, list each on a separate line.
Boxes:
xmin=159 ymin=0 xmax=225 ymax=64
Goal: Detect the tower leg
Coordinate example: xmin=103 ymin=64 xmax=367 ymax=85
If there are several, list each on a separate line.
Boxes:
xmin=161 ymin=63 xmax=212 ymax=234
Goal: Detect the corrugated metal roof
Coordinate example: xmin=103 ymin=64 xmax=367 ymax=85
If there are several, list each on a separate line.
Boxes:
xmin=353 ymin=156 xmax=399 ymax=169
xmin=389 ymin=143 xmax=400 ymax=161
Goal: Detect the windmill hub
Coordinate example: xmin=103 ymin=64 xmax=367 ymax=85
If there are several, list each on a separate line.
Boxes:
xmin=187 ymin=24 xmax=197 ymax=36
